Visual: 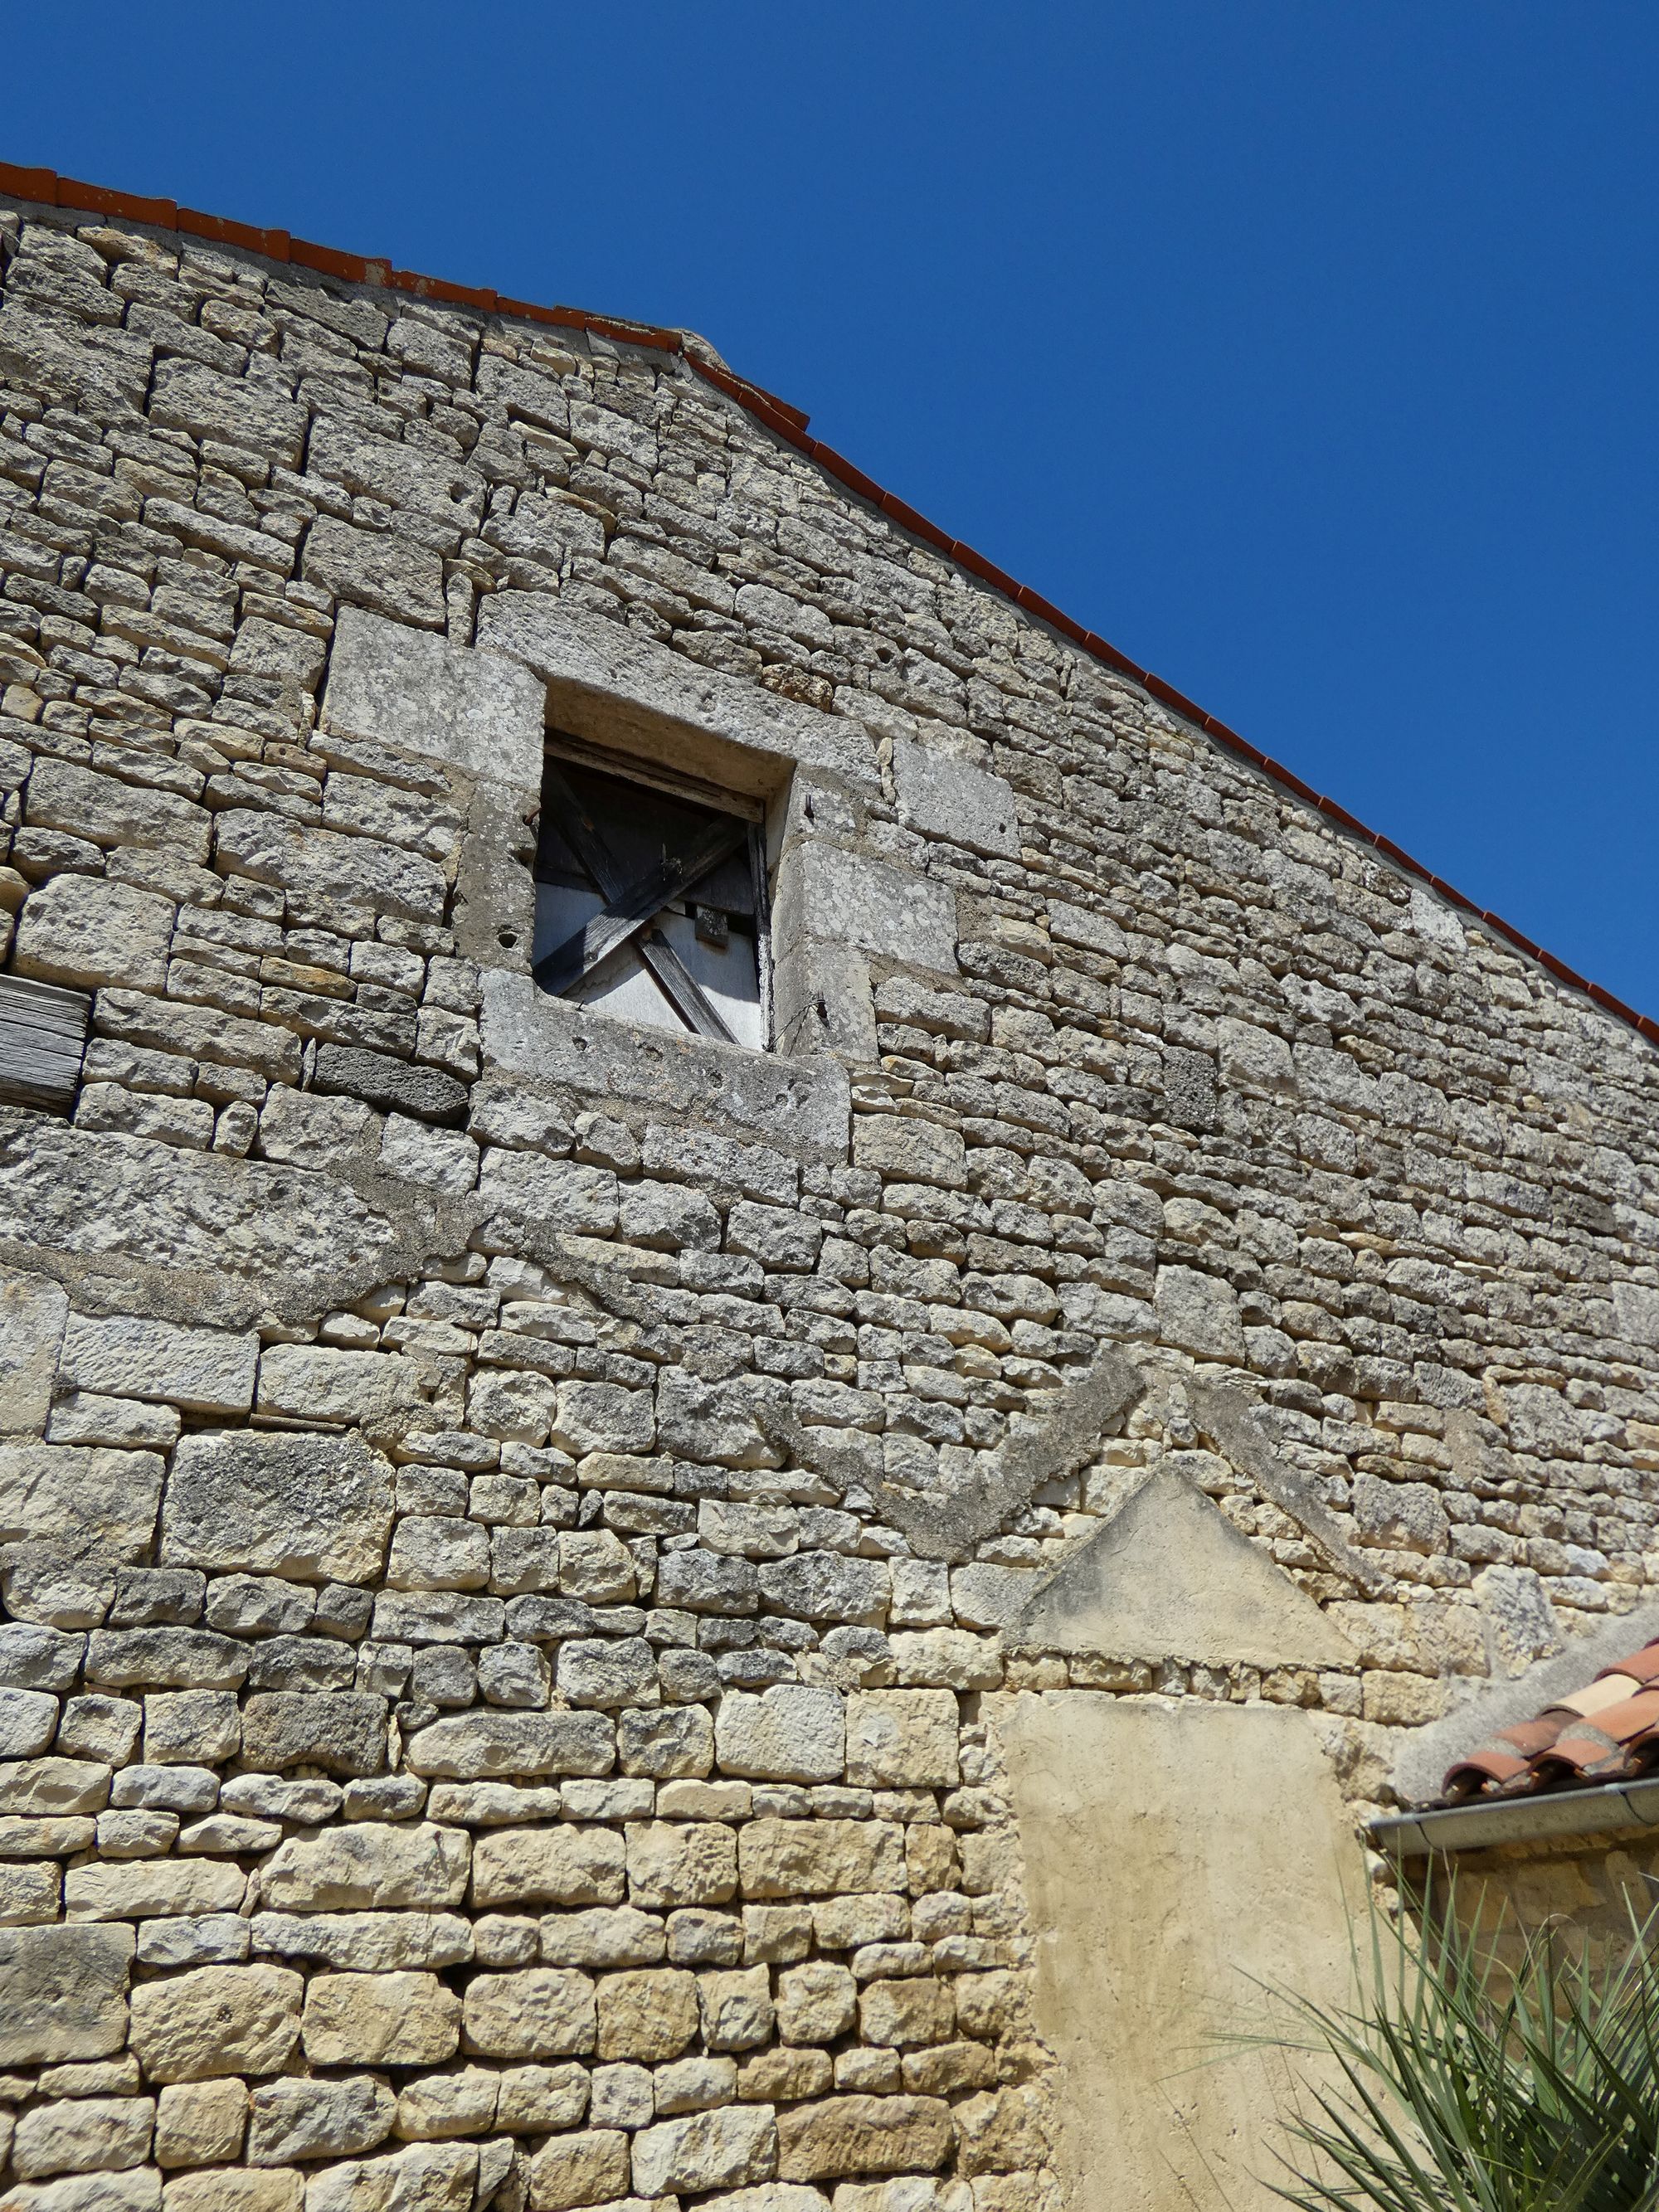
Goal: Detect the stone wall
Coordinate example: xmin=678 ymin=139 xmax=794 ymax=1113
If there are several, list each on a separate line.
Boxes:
xmin=0 ymin=186 xmax=1657 ymax=2210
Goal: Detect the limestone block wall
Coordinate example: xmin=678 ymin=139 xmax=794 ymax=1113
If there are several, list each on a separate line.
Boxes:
xmin=0 ymin=185 xmax=1655 ymax=2210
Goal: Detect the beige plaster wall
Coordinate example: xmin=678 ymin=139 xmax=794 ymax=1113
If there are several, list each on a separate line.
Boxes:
xmin=992 ymin=1692 xmax=1367 ymax=2212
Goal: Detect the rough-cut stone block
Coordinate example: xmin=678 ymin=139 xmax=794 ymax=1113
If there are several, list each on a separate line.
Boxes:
xmin=538 ymin=1904 xmax=666 ymax=1970
xmin=892 ymin=740 xmax=1018 ymax=857
xmin=630 ymin=2104 xmax=779 ymax=2197
xmin=845 ymin=1693 xmax=961 ymax=1790
xmin=301 ymin=1971 xmax=462 ymax=2067
xmin=215 ymin=806 xmax=445 ymax=919
xmin=0 ymin=1272 xmax=68 ymax=1435
xmin=494 ymin=2062 xmax=590 ymax=2135
xmin=251 ymin=1911 xmax=472 ymax=1973
xmin=625 ymin=1821 xmax=739 ymax=1909
xmin=0 ymin=302 xmax=154 ymax=411
xmin=0 ymin=1685 xmax=58 ymax=1757
xmin=699 ymin=1963 xmax=774 ymax=2051
xmin=65 ymin=1858 xmax=244 ymax=1921
xmin=595 ymin=1966 xmax=699 ymax=2061
xmin=0 ymin=1623 xmax=85 ymax=1693
xmin=14 ymin=873 xmax=174 ymax=991
xmin=85 ymin=1626 xmax=245 ymax=1689
xmin=556 ymin=1636 xmax=659 ymax=1710
xmin=57 ymin=1313 xmax=257 ymax=1416
xmin=462 ymin=1967 xmax=595 ymax=2058
xmin=716 ymin=1686 xmax=846 ymax=1784
xmin=470 ymin=1825 xmax=626 ymax=1908
xmin=129 ymin=1963 xmax=303 ymax=2081
xmin=860 ymin=1977 xmax=954 ymax=2048
xmin=404 ymin=1710 xmax=615 ymax=1780
xmin=393 ymin=2062 xmax=500 ymax=2142
xmin=313 ymin=1040 xmax=469 ymax=1126
xmin=0 ymin=1922 xmax=132 ymax=2064
xmin=852 ymin=1117 xmax=967 ymax=1190
xmin=324 ymin=606 xmax=547 ymax=790
xmin=0 ymin=1757 xmax=112 ymax=1816
xmin=527 ymin=2126 xmax=632 ymax=2210
xmin=29 ymin=756 xmax=212 ymax=863
xmin=240 ymin=1692 xmax=388 ymax=1777
xmin=549 ymin=1378 xmax=652 ymax=1456
xmin=1153 ymin=1265 xmax=1245 ymax=1362
xmin=0 ymin=1441 xmax=163 ymax=1560
xmin=260 ymin=1823 xmax=469 ymax=1913
xmin=150 ymin=358 xmax=306 ymax=464
xmin=153 ymin=2076 xmax=248 ymax=2171
xmin=738 ymin=1820 xmax=906 ymax=1899
xmin=304 ymin=2141 xmax=478 ymax=2211
xmin=162 ymin=1432 xmax=394 ymax=1584
xmin=302 ymin=515 xmax=446 ymax=630
xmin=702 ymin=2190 xmax=831 ymax=2212
xmin=247 ymin=2071 xmax=397 ymax=2164
xmin=256 ymin=1342 xmax=428 ymax=1432
xmin=618 ymin=1704 xmax=714 ymax=1780
xmin=164 ymin=2171 xmax=301 ymax=2210
xmin=775 ymin=2095 xmax=952 ymax=2182
xmin=11 ymin=2091 xmax=154 ymax=2180
xmin=777 ymin=1961 xmax=859 ymax=2045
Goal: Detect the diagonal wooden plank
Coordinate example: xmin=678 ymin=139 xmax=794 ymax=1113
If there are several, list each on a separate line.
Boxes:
xmin=532 ymin=813 xmax=747 ymax=995
xmin=535 ymin=766 xmax=742 ymax=1042
xmin=539 ymin=765 xmax=738 ymax=1039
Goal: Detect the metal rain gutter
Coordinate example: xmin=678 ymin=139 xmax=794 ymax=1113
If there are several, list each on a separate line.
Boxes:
xmin=1371 ymin=1776 xmax=1659 ymax=1858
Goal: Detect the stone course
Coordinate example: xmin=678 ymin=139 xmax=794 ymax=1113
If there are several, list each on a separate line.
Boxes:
xmin=0 ymin=181 xmax=1655 ymax=2210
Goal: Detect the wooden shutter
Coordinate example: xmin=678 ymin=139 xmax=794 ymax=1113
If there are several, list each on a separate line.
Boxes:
xmin=0 ymin=975 xmax=90 ymax=1112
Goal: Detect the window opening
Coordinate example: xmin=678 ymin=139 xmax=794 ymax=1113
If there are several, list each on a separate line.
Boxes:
xmin=533 ymin=745 xmax=770 ymax=1050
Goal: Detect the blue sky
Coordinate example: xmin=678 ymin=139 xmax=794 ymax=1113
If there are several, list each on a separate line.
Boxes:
xmin=12 ymin=3 xmax=1658 ymax=1009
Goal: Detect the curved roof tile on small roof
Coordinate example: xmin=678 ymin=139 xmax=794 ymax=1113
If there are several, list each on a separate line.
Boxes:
xmin=1442 ymin=1638 xmax=1659 ymax=1804
xmin=2 ymin=158 xmax=1654 ymax=1048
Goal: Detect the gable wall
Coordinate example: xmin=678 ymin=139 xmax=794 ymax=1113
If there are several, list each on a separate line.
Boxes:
xmin=0 ymin=191 xmax=1657 ymax=2208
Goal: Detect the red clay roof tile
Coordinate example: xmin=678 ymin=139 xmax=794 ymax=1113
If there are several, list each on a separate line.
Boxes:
xmin=1440 ymin=1641 xmax=1659 ymax=1804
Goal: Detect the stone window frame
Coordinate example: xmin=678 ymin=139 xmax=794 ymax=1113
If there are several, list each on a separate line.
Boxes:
xmin=319 ymin=597 xmax=1000 ymax=1154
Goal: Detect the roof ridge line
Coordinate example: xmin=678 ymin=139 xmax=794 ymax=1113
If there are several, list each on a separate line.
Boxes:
xmin=1 ymin=158 xmax=1652 ymax=1047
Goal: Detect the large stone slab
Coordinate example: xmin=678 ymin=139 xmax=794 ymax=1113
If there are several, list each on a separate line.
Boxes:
xmin=991 ymin=1693 xmax=1365 ymax=2212
xmin=773 ymin=845 xmax=956 ymax=975
xmin=58 ymin=1313 xmax=257 ymax=1417
xmin=162 ymin=1432 xmax=395 ymax=1585
xmin=0 ymin=1113 xmax=469 ymax=1330
xmin=479 ymin=974 xmax=849 ymax=1158
xmin=893 ymin=738 xmax=1019 ymax=857
xmin=475 ymin=595 xmax=877 ymax=793
xmin=322 ymin=606 xmax=547 ymax=791
xmin=1010 ymin=1468 xmax=1355 ymax=1670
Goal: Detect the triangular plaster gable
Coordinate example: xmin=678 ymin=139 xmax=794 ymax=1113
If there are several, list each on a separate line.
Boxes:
xmin=1010 ymin=1466 xmax=1355 ymax=1670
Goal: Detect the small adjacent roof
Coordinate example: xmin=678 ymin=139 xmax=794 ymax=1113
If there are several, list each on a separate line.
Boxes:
xmin=1442 ymin=1638 xmax=1659 ymax=1802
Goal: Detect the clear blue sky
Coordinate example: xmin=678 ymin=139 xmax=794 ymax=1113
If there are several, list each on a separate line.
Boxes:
xmin=12 ymin=4 xmax=1657 ymax=1009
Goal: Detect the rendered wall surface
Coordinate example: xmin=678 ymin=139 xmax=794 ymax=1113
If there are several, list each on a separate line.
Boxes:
xmin=0 ymin=189 xmax=1654 ymax=2209
xmin=992 ymin=1694 xmax=1365 ymax=2212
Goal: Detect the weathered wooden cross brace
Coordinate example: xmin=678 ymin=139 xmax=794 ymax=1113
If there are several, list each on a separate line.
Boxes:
xmin=532 ymin=765 xmax=749 ymax=1042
